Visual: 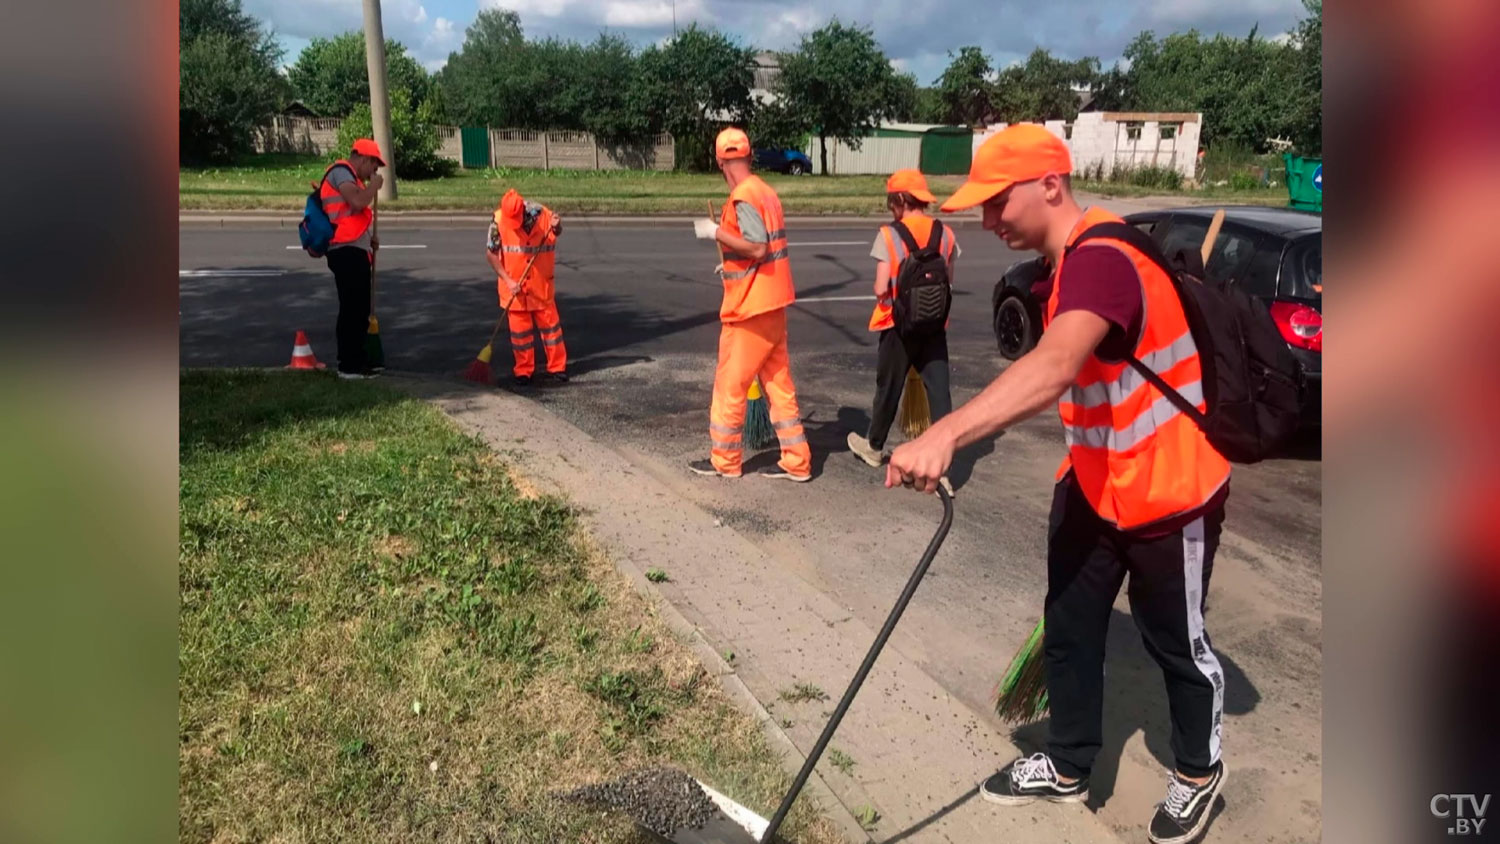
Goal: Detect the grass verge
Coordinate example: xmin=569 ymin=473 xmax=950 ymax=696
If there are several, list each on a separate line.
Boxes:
xmin=179 ymin=369 xmax=844 ymax=843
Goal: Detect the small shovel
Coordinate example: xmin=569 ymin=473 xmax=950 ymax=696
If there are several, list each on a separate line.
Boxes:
xmin=583 ymin=486 xmax=954 ymax=844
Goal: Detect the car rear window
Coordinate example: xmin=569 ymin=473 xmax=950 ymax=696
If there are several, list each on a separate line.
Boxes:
xmin=1280 ymin=234 xmax=1322 ymax=300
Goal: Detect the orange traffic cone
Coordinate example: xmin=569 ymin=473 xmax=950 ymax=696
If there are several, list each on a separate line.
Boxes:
xmin=287 ymin=330 xmax=325 ymax=369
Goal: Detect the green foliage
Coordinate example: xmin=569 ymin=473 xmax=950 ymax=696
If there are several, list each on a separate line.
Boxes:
xmin=178 ymin=0 xmax=285 ymax=164
xmin=633 ymin=26 xmax=756 ymax=170
xmin=990 ymin=49 xmax=1099 ymax=124
xmin=336 ymin=90 xmax=455 ymax=180
xmin=287 ymin=32 xmax=433 ymax=118
xmin=935 ymin=46 xmax=994 ymax=126
xmin=776 ymin=20 xmax=906 ymax=175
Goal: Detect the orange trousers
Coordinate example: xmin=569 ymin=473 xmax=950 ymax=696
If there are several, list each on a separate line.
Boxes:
xmin=710 ymin=308 xmax=812 ymax=477
xmin=509 ymin=301 xmax=566 ymax=377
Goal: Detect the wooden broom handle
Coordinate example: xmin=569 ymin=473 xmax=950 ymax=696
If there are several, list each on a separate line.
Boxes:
xmin=1199 ymin=208 xmax=1225 ymax=268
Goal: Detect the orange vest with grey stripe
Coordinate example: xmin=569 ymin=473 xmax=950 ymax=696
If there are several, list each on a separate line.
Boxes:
xmin=319 ymin=160 xmax=373 ymax=246
xmin=494 ymin=204 xmax=558 ymax=311
xmin=1045 ymin=207 xmax=1231 ymax=530
xmin=869 ymin=212 xmax=956 ymax=332
xmin=718 ymin=175 xmax=794 ymax=322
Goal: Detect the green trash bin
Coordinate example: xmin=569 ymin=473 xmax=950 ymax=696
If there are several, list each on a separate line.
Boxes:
xmin=1284 ymin=153 xmax=1322 ymax=213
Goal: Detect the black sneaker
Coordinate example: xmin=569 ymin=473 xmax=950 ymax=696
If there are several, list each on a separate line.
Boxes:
xmin=980 ymin=753 xmax=1089 ymax=806
xmin=1148 ymin=763 xmax=1226 ymax=844
xmin=688 ymin=458 xmax=740 ymax=479
xmin=513 ymin=374 xmax=533 ymax=387
xmin=549 ymin=371 xmax=569 ymax=383
xmin=756 ymin=466 xmax=812 ymax=483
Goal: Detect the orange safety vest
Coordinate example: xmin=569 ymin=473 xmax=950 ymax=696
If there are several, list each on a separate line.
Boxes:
xmin=718 ymin=175 xmax=794 ymax=323
xmin=868 ymin=212 xmax=957 ymax=332
xmin=1045 ymin=206 xmax=1231 ymax=530
xmin=319 ymin=159 xmax=373 ymax=246
xmin=494 ymin=204 xmax=558 ymax=311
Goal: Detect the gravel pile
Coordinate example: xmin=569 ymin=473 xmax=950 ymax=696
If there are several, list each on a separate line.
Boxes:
xmin=561 ymin=766 xmax=722 ymax=838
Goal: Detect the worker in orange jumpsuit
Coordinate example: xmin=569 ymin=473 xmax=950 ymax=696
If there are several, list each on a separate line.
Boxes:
xmin=485 ymin=189 xmax=567 ymax=386
xmin=689 ymin=127 xmax=812 ymax=481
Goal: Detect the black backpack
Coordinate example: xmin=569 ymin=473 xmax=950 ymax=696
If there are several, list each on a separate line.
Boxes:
xmin=890 ymin=219 xmax=953 ymax=338
xmin=1068 ymin=222 xmax=1302 ymax=464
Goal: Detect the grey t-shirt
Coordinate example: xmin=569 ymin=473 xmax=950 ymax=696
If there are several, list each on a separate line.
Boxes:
xmin=733 ymin=200 xmax=768 ymax=244
xmin=325 ymin=165 xmax=372 ymax=252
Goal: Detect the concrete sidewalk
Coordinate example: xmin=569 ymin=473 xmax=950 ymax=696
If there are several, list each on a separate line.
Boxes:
xmin=401 ymin=376 xmax=1126 ymax=844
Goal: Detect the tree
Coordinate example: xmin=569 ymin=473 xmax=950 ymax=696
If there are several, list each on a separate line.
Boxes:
xmin=776 ymin=20 xmax=905 ymax=175
xmin=288 ymin=32 xmax=432 ymax=118
xmin=1290 ymin=0 xmax=1322 ymax=153
xmin=435 ymin=10 xmax=528 ymax=128
xmin=179 ymin=0 xmax=286 ymax=164
xmin=632 ymin=26 xmax=756 ymax=170
xmin=935 ymin=46 xmax=994 ymax=126
xmin=989 ymin=49 xmax=1100 ymax=124
xmin=336 ymin=88 xmax=454 ymax=179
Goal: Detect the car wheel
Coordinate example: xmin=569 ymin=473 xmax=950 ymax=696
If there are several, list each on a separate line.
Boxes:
xmin=995 ymin=295 xmax=1036 ymax=360
xmin=788 ymin=161 xmax=807 ymax=176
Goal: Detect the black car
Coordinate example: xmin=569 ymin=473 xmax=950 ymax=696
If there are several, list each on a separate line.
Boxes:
xmin=991 ymin=205 xmax=1322 ymax=424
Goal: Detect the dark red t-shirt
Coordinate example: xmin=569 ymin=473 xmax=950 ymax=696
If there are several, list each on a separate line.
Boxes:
xmin=1050 ymin=244 xmax=1228 ymax=535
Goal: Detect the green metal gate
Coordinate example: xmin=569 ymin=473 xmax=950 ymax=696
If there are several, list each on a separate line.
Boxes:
xmin=461 ymin=127 xmax=490 ymax=169
xmin=919 ymin=128 xmax=973 ymax=176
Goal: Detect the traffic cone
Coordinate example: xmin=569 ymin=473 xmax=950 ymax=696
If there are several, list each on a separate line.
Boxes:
xmin=287 ymin=330 xmax=325 ymax=370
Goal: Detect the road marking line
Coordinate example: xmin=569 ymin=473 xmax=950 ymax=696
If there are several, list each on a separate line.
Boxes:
xmin=179 ymin=269 xmax=286 ymax=277
xmin=789 ymin=241 xmax=866 ymax=247
xmin=795 ymin=295 xmax=876 ymax=303
xmin=284 ymin=244 xmax=427 ymax=249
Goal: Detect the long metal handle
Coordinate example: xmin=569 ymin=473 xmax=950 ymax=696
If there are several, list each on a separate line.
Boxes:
xmin=760 ymin=485 xmax=954 ymax=843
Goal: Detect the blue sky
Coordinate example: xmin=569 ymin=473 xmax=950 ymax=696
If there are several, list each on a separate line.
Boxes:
xmin=249 ymin=0 xmax=1309 ymax=87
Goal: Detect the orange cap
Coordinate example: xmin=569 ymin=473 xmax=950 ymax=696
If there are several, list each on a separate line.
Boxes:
xmin=885 ymin=169 xmax=936 ymax=203
xmin=940 ymin=124 xmax=1071 ymax=212
xmin=498 ymin=189 xmax=524 ymax=228
xmin=715 ymin=127 xmax=751 ymax=161
xmin=351 ymin=138 xmax=386 ymax=166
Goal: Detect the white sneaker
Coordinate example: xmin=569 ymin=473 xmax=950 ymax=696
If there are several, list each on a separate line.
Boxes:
xmin=846 ymin=431 xmax=884 ymax=467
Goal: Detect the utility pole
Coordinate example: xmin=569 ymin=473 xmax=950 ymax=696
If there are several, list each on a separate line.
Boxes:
xmin=361 ymin=0 xmax=397 ymax=200
xmin=672 ymin=0 xmax=677 ymax=37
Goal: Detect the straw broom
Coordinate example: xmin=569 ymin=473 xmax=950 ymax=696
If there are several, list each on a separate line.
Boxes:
xmin=896 ymin=368 xmax=930 ymax=438
xmin=364 ymin=197 xmax=386 ymax=370
xmin=708 ymin=200 xmax=775 ymax=449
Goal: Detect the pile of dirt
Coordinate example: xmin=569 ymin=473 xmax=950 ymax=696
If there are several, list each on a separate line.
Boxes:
xmin=561 ymin=767 xmax=721 ymax=838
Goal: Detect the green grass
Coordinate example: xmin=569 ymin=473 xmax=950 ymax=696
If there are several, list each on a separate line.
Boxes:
xmin=779 ymin=683 xmax=829 ymax=704
xmin=179 ymin=153 xmax=964 ymax=215
xmin=827 ymin=748 xmax=855 ymax=776
xmin=178 ymin=369 xmax=845 ymax=844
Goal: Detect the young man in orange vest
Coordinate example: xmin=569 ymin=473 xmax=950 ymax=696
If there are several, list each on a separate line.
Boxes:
xmin=689 ymin=127 xmax=812 ymax=481
xmin=887 ymin=124 xmax=1232 ymax=844
xmin=847 ymin=169 xmax=960 ymax=498
xmin=320 ymin=138 xmax=384 ymax=379
xmin=485 ymin=188 xmax=567 ymax=386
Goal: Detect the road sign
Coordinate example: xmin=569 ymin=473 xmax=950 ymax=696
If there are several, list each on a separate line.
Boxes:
xmin=1313 ymin=164 xmax=1322 ymax=193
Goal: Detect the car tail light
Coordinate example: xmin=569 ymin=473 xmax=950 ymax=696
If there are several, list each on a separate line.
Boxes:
xmin=1270 ymin=302 xmax=1322 ymax=352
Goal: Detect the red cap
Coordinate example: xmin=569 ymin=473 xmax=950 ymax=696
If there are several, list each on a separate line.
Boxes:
xmin=351 ymin=138 xmax=386 ymax=166
xmin=940 ymin=124 xmax=1072 ymax=212
xmin=715 ymin=127 xmax=751 ymax=161
xmin=886 ymin=169 xmax=936 ymax=203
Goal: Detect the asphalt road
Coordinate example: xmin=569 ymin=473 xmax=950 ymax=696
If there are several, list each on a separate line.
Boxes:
xmin=181 ymin=219 xmax=1323 ymax=842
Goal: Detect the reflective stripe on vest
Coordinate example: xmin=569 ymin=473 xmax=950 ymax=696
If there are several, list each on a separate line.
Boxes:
xmin=718 ymin=175 xmax=795 ymax=322
xmin=1045 ymin=206 xmax=1230 ymax=530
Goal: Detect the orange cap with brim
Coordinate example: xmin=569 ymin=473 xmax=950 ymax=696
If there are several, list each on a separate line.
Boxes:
xmin=352 ymin=137 xmax=386 ymax=166
xmin=498 ymin=189 xmax=524 ymax=228
xmin=715 ymin=127 xmax=751 ymax=161
xmin=940 ymin=124 xmax=1071 ymax=212
xmin=886 ymin=169 xmax=936 ymax=203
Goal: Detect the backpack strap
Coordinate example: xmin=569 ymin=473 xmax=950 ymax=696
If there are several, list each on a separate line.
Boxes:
xmin=889 ymin=220 xmax=922 ymax=256
xmin=1069 ymin=221 xmax=1209 ymax=428
xmin=891 ymin=219 xmax=945 ymax=256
